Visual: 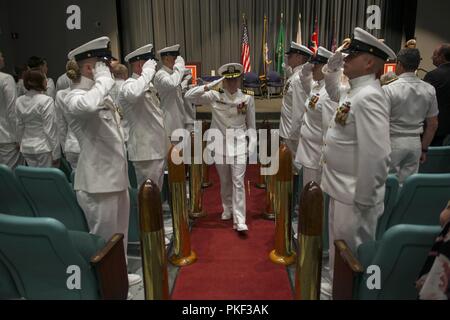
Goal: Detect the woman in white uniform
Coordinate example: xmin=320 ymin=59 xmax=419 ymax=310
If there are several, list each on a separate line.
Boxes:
xmin=185 ymin=63 xmax=257 ymax=233
xmin=296 ymin=47 xmax=338 ymax=186
xmin=16 ymin=69 xmax=60 ymax=168
xmin=55 ymin=60 xmax=81 ymax=171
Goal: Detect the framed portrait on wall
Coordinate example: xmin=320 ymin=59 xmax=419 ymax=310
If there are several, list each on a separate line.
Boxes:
xmin=186 ymin=62 xmax=201 ymax=86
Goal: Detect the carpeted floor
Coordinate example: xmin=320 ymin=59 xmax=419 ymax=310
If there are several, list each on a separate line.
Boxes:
xmin=171 ymin=165 xmax=294 ymax=300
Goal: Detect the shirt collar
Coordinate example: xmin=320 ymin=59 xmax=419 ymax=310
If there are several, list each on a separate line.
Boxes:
xmin=132 ymin=73 xmax=140 ymax=79
xmin=73 ymin=76 xmax=95 ymax=91
xmin=162 ymin=65 xmax=174 ymax=74
xmin=292 ymin=64 xmax=304 ymax=74
xmin=349 ymin=74 xmax=376 ymax=89
xmin=398 ymin=72 xmax=417 ymax=79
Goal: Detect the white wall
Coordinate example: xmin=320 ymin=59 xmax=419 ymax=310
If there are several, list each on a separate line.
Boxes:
xmin=415 ymin=0 xmax=450 ymax=72
xmin=1 ymin=0 xmax=120 ymax=79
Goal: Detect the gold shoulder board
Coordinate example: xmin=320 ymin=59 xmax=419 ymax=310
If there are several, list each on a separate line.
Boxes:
xmin=242 ymin=89 xmax=254 ymax=96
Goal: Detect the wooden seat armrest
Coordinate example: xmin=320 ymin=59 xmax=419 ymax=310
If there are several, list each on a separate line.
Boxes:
xmin=90 ymin=234 xmax=129 ymax=300
xmin=333 ymin=240 xmax=365 ymax=300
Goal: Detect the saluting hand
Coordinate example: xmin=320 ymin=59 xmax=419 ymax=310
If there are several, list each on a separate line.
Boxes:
xmin=93 ymin=61 xmax=113 ymax=80
xmin=301 ymin=62 xmax=314 ymax=76
xmin=143 ymin=59 xmax=157 ymax=72
xmin=327 ymin=51 xmax=344 ymax=72
xmin=174 ymin=56 xmax=186 ymax=70
xmin=205 ymin=77 xmax=225 ymax=91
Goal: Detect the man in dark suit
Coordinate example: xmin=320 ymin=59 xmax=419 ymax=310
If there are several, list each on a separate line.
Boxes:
xmin=424 ymin=44 xmax=450 ymax=146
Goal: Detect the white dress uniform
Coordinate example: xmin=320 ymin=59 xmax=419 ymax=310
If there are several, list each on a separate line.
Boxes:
xmin=119 ymin=44 xmax=169 ymax=190
xmin=56 ymin=73 xmax=72 ymax=92
xmin=185 ymin=63 xmax=257 ymax=232
xmin=321 ymin=28 xmax=397 ymax=277
xmin=383 ymin=72 xmax=439 ymax=183
xmin=16 ymin=90 xmax=60 ymax=167
xmin=0 ymin=71 xmax=23 ymax=168
xmin=55 ymin=87 xmax=81 ymax=170
xmin=279 ymin=42 xmax=313 ymax=160
xmin=154 ymin=45 xmax=186 ymax=141
xmin=296 ymin=47 xmax=337 ymax=186
xmin=63 ymin=37 xmax=130 ymax=248
xmin=111 ymin=78 xmax=130 ymax=143
xmin=182 ymin=71 xmax=196 ymax=132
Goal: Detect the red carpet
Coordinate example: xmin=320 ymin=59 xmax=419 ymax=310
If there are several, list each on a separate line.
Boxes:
xmin=171 ymin=165 xmax=293 ymax=300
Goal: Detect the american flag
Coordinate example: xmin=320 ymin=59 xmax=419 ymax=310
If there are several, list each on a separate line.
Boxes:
xmin=241 ymin=16 xmax=251 ymax=73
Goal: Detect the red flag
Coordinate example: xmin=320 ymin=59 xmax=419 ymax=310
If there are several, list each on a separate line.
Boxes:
xmin=241 ymin=15 xmax=251 ymax=73
xmin=310 ymin=17 xmax=319 ymax=53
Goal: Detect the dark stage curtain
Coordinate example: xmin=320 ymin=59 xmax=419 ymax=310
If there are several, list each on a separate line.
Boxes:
xmin=118 ymin=0 xmax=417 ymax=76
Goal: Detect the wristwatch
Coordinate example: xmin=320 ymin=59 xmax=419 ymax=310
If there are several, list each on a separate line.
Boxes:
xmin=422 ymin=149 xmax=428 ymax=153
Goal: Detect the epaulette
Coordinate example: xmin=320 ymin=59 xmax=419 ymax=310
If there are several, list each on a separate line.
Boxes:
xmin=381 ymin=77 xmax=398 ymax=86
xmin=241 ymin=89 xmax=254 ymax=96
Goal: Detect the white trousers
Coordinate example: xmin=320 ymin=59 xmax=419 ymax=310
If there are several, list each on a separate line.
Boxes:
xmin=76 ymin=190 xmax=130 ymax=256
xmin=389 ymin=136 xmax=421 ymax=184
xmin=0 ymin=143 xmax=24 ymax=169
xmin=133 ymin=159 xmax=165 ymax=192
xmin=23 ymin=152 xmax=52 ymax=168
xmin=65 ymin=152 xmax=79 ymax=171
xmin=328 ymin=198 xmax=384 ymax=280
xmin=215 ymin=160 xmax=247 ymax=227
xmin=303 ymin=167 xmax=322 ymax=187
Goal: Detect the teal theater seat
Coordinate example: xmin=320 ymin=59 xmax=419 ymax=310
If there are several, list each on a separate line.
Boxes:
xmin=376 ymin=175 xmax=400 ymax=239
xmin=333 ymin=224 xmax=440 ymax=300
xmin=0 ymin=164 xmax=36 ymax=217
xmin=15 ymin=166 xmax=88 ymax=232
xmin=0 ymin=214 xmax=128 ymax=300
xmin=376 ymin=174 xmax=450 ymax=237
xmin=419 ymin=146 xmax=450 ymax=174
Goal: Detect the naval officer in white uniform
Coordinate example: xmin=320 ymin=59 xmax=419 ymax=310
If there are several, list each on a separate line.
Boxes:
xmin=383 ymin=48 xmax=439 ymax=184
xmin=296 ymin=46 xmax=337 ymax=186
xmin=154 ymin=45 xmax=187 ymax=142
xmin=279 ymin=42 xmax=313 ymax=162
xmin=119 ymin=44 xmax=168 ymax=190
xmin=185 ymin=63 xmax=257 ymax=233
xmin=321 ymin=28 xmax=397 ymax=277
xmin=63 ymin=37 xmax=141 ymax=287
xmin=16 ymin=69 xmax=60 ymax=168
xmin=64 ymin=37 xmax=129 ymax=244
xmin=0 ymin=50 xmax=23 ymax=169
xmin=55 ymin=60 xmax=81 ymax=171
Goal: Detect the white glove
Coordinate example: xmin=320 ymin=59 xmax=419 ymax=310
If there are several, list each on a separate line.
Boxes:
xmin=206 ymin=77 xmax=225 ymax=91
xmin=143 ymin=59 xmax=157 ymax=72
xmin=93 ymin=62 xmax=112 ymax=81
xmin=174 ymin=56 xmax=185 ymax=70
xmin=142 ymin=59 xmax=157 ymax=83
xmin=301 ymin=63 xmax=314 ymax=76
xmin=327 ymin=52 xmax=344 ymax=72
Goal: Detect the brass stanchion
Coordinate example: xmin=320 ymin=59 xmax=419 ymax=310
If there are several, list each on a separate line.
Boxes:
xmin=295 ymin=181 xmax=324 ymax=300
xmin=139 ymin=179 xmax=169 ymax=300
xmin=201 ymin=122 xmax=212 ymax=189
xmin=263 ymin=174 xmax=276 ymax=220
xmin=168 ymin=145 xmax=197 ymax=267
xmin=269 ymin=143 xmax=296 ymax=265
xmin=189 ymin=132 xmax=205 ymax=219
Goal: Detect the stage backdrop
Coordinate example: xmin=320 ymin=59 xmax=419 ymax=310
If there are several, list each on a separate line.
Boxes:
xmin=119 ymin=0 xmax=416 ymax=76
